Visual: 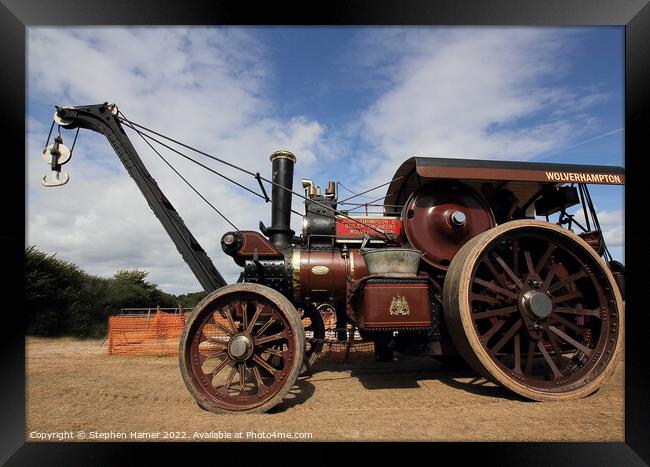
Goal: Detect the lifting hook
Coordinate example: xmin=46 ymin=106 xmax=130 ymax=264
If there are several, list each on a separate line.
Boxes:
xmin=42 ymin=171 xmax=70 ymax=187
xmin=41 ymin=134 xmax=71 ymax=187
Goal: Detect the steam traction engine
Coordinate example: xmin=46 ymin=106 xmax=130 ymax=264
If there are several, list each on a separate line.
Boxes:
xmin=43 ymin=103 xmax=625 ymax=413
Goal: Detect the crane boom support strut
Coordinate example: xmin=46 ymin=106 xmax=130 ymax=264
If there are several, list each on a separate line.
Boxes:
xmin=55 ymin=103 xmax=226 ymax=292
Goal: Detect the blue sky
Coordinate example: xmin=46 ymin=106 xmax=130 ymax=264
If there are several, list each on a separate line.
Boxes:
xmin=26 ymin=27 xmax=624 ymax=293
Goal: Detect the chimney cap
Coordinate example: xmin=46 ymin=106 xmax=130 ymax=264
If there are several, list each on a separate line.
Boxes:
xmin=269 ymin=150 xmax=297 ymax=163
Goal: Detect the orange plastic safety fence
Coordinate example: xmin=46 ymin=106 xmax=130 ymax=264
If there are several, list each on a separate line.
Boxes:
xmin=108 ymin=312 xmax=189 ymax=356
xmin=108 ymin=310 xmax=375 ymax=359
xmin=318 ymin=311 xmax=375 ymax=362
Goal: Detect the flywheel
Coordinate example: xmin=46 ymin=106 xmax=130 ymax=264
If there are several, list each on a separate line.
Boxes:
xmin=402 ymin=180 xmax=495 ymax=269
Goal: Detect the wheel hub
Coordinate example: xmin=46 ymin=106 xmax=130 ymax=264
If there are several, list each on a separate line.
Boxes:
xmin=450 ymin=210 xmax=467 ymax=227
xmin=521 ymin=289 xmax=553 ymax=319
xmin=228 ymin=334 xmax=254 ymax=361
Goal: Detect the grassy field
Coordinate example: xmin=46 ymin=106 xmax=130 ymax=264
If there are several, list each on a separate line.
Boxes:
xmin=25 ymin=337 xmax=624 ymax=442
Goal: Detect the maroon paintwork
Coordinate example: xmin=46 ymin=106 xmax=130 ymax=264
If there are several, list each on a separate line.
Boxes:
xmin=297 ymin=249 xmax=368 ymax=302
xmin=401 ymin=181 xmax=495 ymax=269
xmin=236 ymin=231 xmax=282 ymax=258
xmin=355 ymin=278 xmax=433 ymax=330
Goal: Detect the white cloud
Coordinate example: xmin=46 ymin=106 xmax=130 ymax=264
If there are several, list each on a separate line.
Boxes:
xmin=347 ymin=28 xmax=608 ymax=186
xmin=27 ymin=27 xmax=331 ymax=293
xmin=571 ymin=208 xmax=624 ymax=253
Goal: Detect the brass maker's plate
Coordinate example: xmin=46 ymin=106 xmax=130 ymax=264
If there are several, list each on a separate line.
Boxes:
xmin=311 ymin=265 xmax=330 ymax=275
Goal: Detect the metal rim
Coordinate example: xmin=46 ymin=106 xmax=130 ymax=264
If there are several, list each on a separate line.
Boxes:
xmin=444 ymin=220 xmax=623 ymax=400
xmin=179 ymin=284 xmax=304 ymax=413
xmin=269 ymin=150 xmax=297 ymax=163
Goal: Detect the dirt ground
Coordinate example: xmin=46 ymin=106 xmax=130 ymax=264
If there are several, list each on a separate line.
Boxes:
xmin=25 ymin=337 xmax=624 ymax=442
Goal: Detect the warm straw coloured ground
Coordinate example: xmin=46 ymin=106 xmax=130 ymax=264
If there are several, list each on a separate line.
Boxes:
xmin=25 ymin=337 xmax=624 ymax=442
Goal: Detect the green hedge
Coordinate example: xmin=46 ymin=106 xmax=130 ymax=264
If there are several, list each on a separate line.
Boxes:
xmin=25 ymin=246 xmax=207 ymax=338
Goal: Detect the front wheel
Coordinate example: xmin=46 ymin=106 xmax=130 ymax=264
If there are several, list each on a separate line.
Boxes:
xmin=179 ymin=283 xmax=305 ymax=414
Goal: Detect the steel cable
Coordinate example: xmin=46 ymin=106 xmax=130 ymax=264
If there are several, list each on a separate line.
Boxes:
xmin=119 ymin=114 xmax=308 ymax=224
xmin=121 ymin=118 xmax=240 ymax=231
xmin=116 ymin=114 xmax=397 ymax=242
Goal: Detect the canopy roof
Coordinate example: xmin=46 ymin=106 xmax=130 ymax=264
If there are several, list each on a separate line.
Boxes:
xmin=383 ymin=157 xmax=624 ymax=216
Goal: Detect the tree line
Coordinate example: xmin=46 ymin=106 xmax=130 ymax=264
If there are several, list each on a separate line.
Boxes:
xmin=25 ymin=246 xmax=207 ymax=338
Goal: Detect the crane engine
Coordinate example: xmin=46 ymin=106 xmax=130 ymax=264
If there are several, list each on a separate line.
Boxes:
xmin=41 ymin=102 xmax=625 ymax=414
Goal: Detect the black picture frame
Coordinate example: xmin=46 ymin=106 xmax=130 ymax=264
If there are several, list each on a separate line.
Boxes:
xmin=3 ymin=0 xmax=648 ymax=464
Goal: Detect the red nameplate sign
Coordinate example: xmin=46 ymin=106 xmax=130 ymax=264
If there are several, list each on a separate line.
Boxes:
xmin=336 ymin=216 xmax=402 ymax=239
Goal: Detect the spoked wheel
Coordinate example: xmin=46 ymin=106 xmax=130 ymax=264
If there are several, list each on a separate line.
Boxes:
xmin=443 ymin=220 xmax=623 ymax=401
xmin=179 ymin=283 xmax=305 ymax=413
xmin=300 ymin=306 xmax=325 ymax=374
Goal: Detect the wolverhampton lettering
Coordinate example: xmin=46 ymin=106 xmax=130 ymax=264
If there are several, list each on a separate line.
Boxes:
xmin=544 ymin=171 xmax=622 ymax=184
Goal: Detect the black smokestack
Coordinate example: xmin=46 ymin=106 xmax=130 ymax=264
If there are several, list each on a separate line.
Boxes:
xmin=268 ymin=150 xmax=296 ymax=249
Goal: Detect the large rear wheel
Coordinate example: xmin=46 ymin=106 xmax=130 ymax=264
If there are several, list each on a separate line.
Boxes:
xmin=443 ymin=220 xmax=623 ymax=401
xmin=179 ymin=283 xmax=305 ymax=413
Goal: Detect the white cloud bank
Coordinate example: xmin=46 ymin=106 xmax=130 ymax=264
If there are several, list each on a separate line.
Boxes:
xmin=348 ymin=28 xmax=610 ymax=185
